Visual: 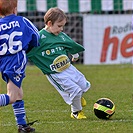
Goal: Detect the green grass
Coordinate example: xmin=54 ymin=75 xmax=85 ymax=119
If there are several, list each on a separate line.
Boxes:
xmin=0 ymin=64 xmax=133 ymax=133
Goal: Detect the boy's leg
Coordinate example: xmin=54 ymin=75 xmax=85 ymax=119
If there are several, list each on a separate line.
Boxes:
xmin=12 ymin=100 xmax=27 ymax=126
xmin=12 ymin=100 xmax=35 ymax=133
xmin=47 ymin=73 xmax=87 ymax=119
xmin=71 ymin=91 xmax=82 ymax=113
xmin=0 ymin=79 xmax=19 ymax=106
xmin=7 ymin=80 xmax=35 ymax=132
xmin=71 ymin=91 xmax=87 ymax=119
xmin=7 ymin=84 xmax=26 ymax=126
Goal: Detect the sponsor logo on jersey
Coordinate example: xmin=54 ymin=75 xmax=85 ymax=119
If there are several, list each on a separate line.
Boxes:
xmin=41 ymin=46 xmax=64 ymax=56
xmin=50 ymin=55 xmax=70 ymax=72
xmin=46 ymin=50 xmax=50 ymax=55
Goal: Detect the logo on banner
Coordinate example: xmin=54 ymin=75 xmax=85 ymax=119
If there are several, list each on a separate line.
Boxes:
xmin=100 ymin=22 xmax=133 ymax=62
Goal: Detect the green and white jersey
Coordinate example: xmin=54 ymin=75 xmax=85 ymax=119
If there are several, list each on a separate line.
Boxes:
xmin=27 ymin=29 xmax=84 ymax=74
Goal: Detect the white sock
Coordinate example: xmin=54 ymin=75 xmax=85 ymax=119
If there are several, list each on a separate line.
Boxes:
xmin=71 ymin=91 xmax=82 ymax=112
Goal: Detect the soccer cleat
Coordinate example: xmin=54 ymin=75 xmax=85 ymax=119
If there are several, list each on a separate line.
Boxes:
xmin=18 ymin=125 xmax=35 ymax=133
xmin=71 ymin=110 xmax=87 ymax=119
xmin=81 ymin=97 xmax=86 ymax=107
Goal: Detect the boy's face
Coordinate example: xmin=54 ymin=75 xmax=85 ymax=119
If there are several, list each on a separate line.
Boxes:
xmin=48 ymin=19 xmax=66 ymax=35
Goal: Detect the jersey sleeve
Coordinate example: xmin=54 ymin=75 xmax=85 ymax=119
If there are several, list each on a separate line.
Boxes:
xmin=23 ymin=17 xmax=40 ymax=51
xmin=70 ymin=41 xmax=85 ymax=54
xmin=62 ymin=32 xmax=85 ymax=54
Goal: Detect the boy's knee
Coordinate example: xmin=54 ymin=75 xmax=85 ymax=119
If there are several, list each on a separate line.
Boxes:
xmin=8 ymin=94 xmax=23 ymax=104
xmin=83 ymin=81 xmax=91 ymax=93
xmin=9 ymin=96 xmax=17 ymax=104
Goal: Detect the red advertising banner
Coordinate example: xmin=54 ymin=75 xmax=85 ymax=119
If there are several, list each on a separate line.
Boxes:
xmin=83 ymin=15 xmax=133 ymax=64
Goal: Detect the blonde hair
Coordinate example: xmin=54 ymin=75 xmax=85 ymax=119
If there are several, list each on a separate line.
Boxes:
xmin=44 ymin=7 xmax=67 ymax=25
xmin=0 ymin=0 xmax=17 ymax=16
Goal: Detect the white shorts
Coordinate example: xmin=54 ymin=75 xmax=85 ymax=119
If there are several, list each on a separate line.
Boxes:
xmin=46 ymin=65 xmax=91 ymax=105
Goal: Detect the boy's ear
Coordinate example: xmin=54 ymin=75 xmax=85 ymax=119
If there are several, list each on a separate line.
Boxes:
xmin=47 ymin=21 xmax=52 ymax=27
xmin=14 ymin=7 xmax=18 ymax=15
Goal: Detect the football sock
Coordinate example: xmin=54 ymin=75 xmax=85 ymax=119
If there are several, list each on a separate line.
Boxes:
xmin=12 ymin=100 xmax=27 ymax=126
xmin=0 ymin=94 xmax=10 ymax=106
xmin=71 ymin=95 xmax=82 ymax=112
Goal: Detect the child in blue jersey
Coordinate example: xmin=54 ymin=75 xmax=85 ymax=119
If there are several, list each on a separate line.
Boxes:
xmin=0 ymin=0 xmax=40 ymax=132
xmin=28 ymin=7 xmax=91 ymax=119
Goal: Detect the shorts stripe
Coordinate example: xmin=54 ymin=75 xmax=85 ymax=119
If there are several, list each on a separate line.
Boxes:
xmin=48 ymin=74 xmax=64 ymax=92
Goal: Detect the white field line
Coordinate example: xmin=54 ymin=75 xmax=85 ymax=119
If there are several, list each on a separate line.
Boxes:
xmin=0 ymin=109 xmax=132 ymax=127
xmin=26 ymin=109 xmax=133 ymax=113
xmin=1 ymin=119 xmax=133 ymax=127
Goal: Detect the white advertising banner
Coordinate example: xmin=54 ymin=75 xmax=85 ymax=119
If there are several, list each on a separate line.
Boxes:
xmin=83 ymin=15 xmax=133 ymax=64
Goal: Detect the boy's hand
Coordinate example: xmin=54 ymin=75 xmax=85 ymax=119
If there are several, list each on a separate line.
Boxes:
xmin=71 ymin=53 xmax=79 ymax=62
xmin=72 ymin=57 xmax=79 ymax=62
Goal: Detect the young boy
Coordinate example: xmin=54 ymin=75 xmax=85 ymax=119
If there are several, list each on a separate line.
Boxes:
xmin=27 ymin=7 xmax=91 ymax=119
xmin=0 ymin=0 xmax=40 ymax=132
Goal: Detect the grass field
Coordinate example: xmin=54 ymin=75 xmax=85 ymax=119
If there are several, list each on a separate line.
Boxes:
xmin=0 ymin=64 xmax=133 ymax=133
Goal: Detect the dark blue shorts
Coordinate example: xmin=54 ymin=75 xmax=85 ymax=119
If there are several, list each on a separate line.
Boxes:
xmin=0 ymin=51 xmax=27 ymax=88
